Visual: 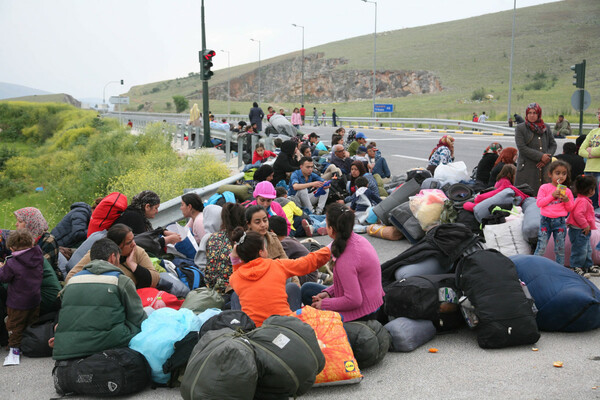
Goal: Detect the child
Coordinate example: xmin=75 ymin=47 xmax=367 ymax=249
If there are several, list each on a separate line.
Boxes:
xmin=349 ymin=176 xmax=382 ymax=213
xmin=252 ymin=143 xmax=277 ymax=165
xmin=494 ymin=164 xmax=516 ymax=188
xmin=0 ymin=229 xmax=44 ymax=366
xmin=273 ymin=186 xmax=313 ymax=237
xmin=229 ymin=227 xmax=331 ymax=326
xmin=567 ymin=175 xmax=600 ymax=277
xmin=533 ymin=160 xmax=575 ymax=265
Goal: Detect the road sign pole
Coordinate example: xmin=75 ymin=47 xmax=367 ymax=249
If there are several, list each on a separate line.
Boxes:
xmin=201 ymin=0 xmax=212 ymax=147
xmin=579 ymin=88 xmax=584 ymax=135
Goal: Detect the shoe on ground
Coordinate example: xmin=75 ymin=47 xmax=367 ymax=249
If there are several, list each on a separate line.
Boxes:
xmin=301 ymin=219 xmax=313 ymax=237
xmin=574 ymin=267 xmax=588 ymax=278
xmin=587 ymin=265 xmax=600 ymax=276
xmin=3 ymin=348 xmax=20 ymax=366
xmin=316 ymin=227 xmax=328 ymax=236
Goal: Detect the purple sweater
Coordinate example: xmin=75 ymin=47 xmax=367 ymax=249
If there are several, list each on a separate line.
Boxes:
xmin=321 ymin=233 xmax=384 ymax=321
xmin=0 ymin=246 xmax=44 ymax=310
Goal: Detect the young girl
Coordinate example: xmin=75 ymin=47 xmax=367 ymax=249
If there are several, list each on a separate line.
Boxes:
xmin=252 ymin=143 xmax=277 ymax=165
xmin=533 ymin=160 xmax=575 ymax=265
xmin=291 ymin=108 xmax=302 ymax=129
xmin=494 ymin=164 xmax=517 ymax=188
xmin=566 ymin=175 xmax=600 ymax=277
xmin=228 ymin=227 xmax=331 ymax=327
xmin=300 ymin=203 xmax=384 ymax=322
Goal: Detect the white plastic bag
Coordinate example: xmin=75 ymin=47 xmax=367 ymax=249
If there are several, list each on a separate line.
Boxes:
xmin=409 ymin=189 xmax=447 ymax=230
xmin=483 ymin=209 xmax=530 ymax=257
xmin=434 ymin=161 xmax=470 ymax=183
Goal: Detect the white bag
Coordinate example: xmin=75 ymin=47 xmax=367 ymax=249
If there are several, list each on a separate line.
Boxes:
xmin=434 ymin=161 xmax=470 ymax=183
xmin=483 ymin=211 xmax=530 ymax=257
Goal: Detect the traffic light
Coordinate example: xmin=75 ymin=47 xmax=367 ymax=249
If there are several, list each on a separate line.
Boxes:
xmin=570 ymin=60 xmax=586 ymax=88
xmin=120 ymin=79 xmax=124 ymax=85
xmin=200 ymin=49 xmax=216 ymax=80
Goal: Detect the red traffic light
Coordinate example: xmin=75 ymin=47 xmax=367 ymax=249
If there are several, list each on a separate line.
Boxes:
xmin=203 ymin=50 xmax=216 ymax=60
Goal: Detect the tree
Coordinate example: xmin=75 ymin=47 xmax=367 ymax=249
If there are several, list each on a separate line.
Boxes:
xmin=166 ymin=102 xmax=172 ymax=110
xmin=172 ymin=96 xmax=189 ymax=113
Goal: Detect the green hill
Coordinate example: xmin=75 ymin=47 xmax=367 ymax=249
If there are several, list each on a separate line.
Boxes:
xmin=0 ymin=93 xmax=81 ymax=108
xmin=125 ymin=0 xmax=600 ymax=121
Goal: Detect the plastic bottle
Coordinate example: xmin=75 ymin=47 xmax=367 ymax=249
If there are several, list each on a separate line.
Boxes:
xmin=154 ymin=296 xmax=166 ymax=309
xmin=459 ymin=296 xmax=479 ymax=328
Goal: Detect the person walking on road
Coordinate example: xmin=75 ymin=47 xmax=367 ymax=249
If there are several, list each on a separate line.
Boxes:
xmin=300 ymin=105 xmax=306 ymax=126
xmin=249 ymin=102 xmax=265 ymax=133
xmin=321 ymin=110 xmax=327 ymax=127
xmin=313 ymin=107 xmax=319 ymax=126
xmin=332 ymin=109 xmax=338 ymax=127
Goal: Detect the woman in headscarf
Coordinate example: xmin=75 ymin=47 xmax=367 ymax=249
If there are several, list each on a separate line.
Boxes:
xmin=253 ymin=164 xmax=274 ymax=183
xmin=514 ymin=103 xmax=556 ymax=193
xmin=475 ymin=142 xmax=503 ymax=186
xmin=489 ymin=147 xmax=518 ymax=186
xmin=14 ymin=207 xmax=61 ymax=280
xmin=426 ymin=135 xmax=455 ymax=174
xmin=272 ymin=140 xmax=300 ymax=185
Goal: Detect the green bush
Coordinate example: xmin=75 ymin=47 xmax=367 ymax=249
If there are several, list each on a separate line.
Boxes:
xmin=173 ymin=95 xmax=189 ymax=113
xmin=471 ymin=88 xmax=486 ymax=101
xmin=137 ymin=104 xmax=144 ymax=111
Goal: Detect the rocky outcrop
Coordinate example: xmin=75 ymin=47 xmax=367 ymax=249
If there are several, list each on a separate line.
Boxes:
xmin=191 ymin=53 xmax=442 ymax=102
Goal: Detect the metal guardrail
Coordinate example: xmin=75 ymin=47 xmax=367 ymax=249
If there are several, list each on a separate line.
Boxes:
xmin=152 ymin=172 xmax=245 ymax=228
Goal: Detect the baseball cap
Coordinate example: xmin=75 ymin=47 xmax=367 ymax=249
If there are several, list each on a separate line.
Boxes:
xmin=308 ymin=132 xmax=320 ymax=139
xmin=357 ymin=145 xmax=368 ymax=154
xmin=356 ymin=132 xmax=367 ymax=139
xmin=253 ymin=181 xmax=277 ymax=199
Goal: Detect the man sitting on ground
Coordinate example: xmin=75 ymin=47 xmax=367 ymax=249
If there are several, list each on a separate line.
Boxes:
xmin=289 ymin=157 xmax=330 ymax=215
xmin=330 ymin=144 xmax=353 ymax=175
xmin=348 ymin=132 xmax=368 ymax=157
xmin=366 ymin=143 xmax=391 ymax=179
xmin=554 ymin=115 xmax=572 ymax=138
xmin=52 ymin=238 xmax=146 ymax=360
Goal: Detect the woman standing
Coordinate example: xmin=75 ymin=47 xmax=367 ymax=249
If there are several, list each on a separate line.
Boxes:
xmin=475 ymin=142 xmax=503 ymax=186
xmin=248 ymin=102 xmax=265 ymax=133
xmin=300 ymin=203 xmax=384 ymax=321
xmin=514 ymin=103 xmax=556 ymax=193
xmin=426 ymin=135 xmax=455 ymax=174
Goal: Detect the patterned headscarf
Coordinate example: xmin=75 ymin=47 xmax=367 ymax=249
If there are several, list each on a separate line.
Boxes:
xmin=429 ymin=135 xmax=455 ymax=160
xmin=14 ymin=207 xmax=48 ymax=241
xmin=494 ymin=147 xmax=518 ymax=166
xmin=525 ymin=103 xmax=546 ymax=135
xmin=483 ymin=142 xmax=503 ymax=155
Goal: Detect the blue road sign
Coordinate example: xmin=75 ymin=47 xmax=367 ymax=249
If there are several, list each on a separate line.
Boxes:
xmin=374 ymin=104 xmax=394 ymax=113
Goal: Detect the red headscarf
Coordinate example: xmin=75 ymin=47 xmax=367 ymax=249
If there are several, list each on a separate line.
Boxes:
xmin=525 ymin=103 xmax=546 ymax=135
xmin=428 ymin=135 xmax=455 ymax=160
xmin=494 ymin=147 xmax=518 ymax=166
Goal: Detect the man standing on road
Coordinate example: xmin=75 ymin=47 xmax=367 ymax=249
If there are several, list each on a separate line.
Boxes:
xmin=313 ymin=107 xmax=319 ymax=126
xmin=289 ymin=157 xmax=330 ymax=215
xmin=554 ymin=115 xmax=572 ymax=138
xmin=479 ymin=112 xmax=488 ymax=123
xmin=249 ymin=102 xmax=265 ymax=132
xmin=332 ymin=109 xmax=338 ymax=127
xmin=300 ymin=104 xmax=306 ymax=126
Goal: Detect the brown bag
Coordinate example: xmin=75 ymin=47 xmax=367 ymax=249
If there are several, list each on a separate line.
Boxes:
xmin=367 ymin=224 xmax=403 ymax=241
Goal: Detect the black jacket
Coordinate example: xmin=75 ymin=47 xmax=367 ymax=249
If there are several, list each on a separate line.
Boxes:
xmin=51 ymin=202 xmax=92 ymax=248
xmin=475 ymin=153 xmax=499 ymax=186
xmin=556 ymin=153 xmax=585 ymax=182
xmin=273 ymin=140 xmax=300 ymax=184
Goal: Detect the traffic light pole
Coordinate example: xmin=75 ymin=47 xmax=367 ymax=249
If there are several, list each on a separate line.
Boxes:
xmin=578 ymin=60 xmax=586 ymax=135
xmin=201 ymin=0 xmax=212 ymax=147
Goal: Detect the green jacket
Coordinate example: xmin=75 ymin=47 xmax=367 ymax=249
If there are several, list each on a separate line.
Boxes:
xmin=53 ymin=260 xmax=146 ymax=360
xmin=579 ymin=128 xmax=600 ymax=172
xmin=40 ymin=258 xmax=61 ymax=315
xmin=348 ymin=140 xmax=360 ymax=157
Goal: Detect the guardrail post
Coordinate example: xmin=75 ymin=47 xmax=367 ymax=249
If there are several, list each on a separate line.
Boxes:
xmin=187 ymin=126 xmax=193 ymax=149
xmin=250 ymin=135 xmax=258 ymax=155
xmin=195 ymin=127 xmax=201 ymax=149
xmin=264 ymin=135 xmax=273 ymax=151
xmin=237 ymin=136 xmax=244 ymax=167
xmin=225 ymin=130 xmax=231 ymax=162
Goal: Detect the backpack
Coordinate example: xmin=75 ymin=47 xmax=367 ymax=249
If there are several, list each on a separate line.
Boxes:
xmin=20 ymin=313 xmax=57 ymax=357
xmin=205 ymin=191 xmax=236 ymax=207
xmin=346 ymin=129 xmax=357 ymax=144
xmin=199 ymin=310 xmax=256 ymax=338
xmin=172 ymin=258 xmax=205 ymax=290
xmin=87 ymin=192 xmax=128 ymax=237
xmin=53 ymin=347 xmax=151 ymax=397
xmin=383 ymin=274 xmax=463 ymax=332
xmin=343 ymin=320 xmax=391 ymax=368
xmin=455 ymin=249 xmax=540 ymax=348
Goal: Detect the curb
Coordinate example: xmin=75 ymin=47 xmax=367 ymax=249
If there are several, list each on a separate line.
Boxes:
xmin=346 ymin=125 xmax=513 ymax=136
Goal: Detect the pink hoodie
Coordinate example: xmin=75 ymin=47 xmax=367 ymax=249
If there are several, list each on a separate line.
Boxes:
xmin=536 ymin=183 xmax=574 ymax=218
xmin=566 ymin=195 xmax=596 ymax=230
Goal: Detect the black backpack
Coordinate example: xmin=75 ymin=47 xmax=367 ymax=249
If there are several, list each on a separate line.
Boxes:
xmin=455 ymin=249 xmax=540 ymax=348
xmin=199 ymin=310 xmax=256 ymax=338
xmin=20 ymin=312 xmax=57 ymax=357
xmin=53 ymin=347 xmax=151 ymax=397
xmin=383 ymin=274 xmax=464 ymax=331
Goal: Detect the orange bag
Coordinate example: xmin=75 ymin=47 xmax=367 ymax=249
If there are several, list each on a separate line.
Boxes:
xmin=367 ymin=224 xmax=403 ymax=241
xmin=137 ymin=288 xmax=184 ymax=310
xmin=292 ymin=306 xmax=362 ymax=386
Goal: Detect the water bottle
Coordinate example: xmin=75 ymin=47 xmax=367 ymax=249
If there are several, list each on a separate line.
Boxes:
xmin=459 ymin=296 xmax=479 ymax=328
xmin=154 ymin=296 xmax=166 ymax=309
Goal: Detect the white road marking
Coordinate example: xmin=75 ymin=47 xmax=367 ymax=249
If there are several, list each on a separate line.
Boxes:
xmin=392 ymin=154 xmax=429 ymax=161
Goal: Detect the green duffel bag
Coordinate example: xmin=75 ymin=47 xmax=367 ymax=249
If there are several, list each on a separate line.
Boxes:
xmin=372 ymin=173 xmax=388 ymax=198
xmin=181 ymin=287 xmax=224 ymax=314
xmin=247 ymin=315 xmax=325 ymax=399
xmin=180 ymin=328 xmax=258 ymax=400
xmin=343 ymin=319 xmax=391 ymax=369
xmin=218 ymin=184 xmax=252 ymax=202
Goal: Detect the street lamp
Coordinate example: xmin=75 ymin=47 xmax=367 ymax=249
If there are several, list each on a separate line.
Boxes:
xmin=220 ymin=49 xmax=231 ymax=116
xmin=102 ymin=79 xmax=123 ymax=107
xmin=250 ymin=38 xmax=261 ymax=103
xmin=507 ymin=0 xmax=516 ymax=122
xmin=292 ymin=23 xmax=305 ymax=105
xmin=362 ymin=0 xmax=377 ymax=118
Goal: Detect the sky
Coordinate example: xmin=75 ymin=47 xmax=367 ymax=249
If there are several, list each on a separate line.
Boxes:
xmin=0 ymin=0 xmax=561 ymax=101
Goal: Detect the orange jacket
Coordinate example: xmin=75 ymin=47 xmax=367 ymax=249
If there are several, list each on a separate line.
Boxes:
xmin=230 ymin=247 xmax=330 ymax=326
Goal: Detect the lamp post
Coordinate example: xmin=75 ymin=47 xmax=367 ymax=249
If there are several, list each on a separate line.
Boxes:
xmin=362 ymin=0 xmax=377 ymax=118
xmin=292 ymin=23 xmax=305 ymax=105
xmin=250 ymin=38 xmax=261 ymax=103
xmin=220 ymin=49 xmax=231 ymax=116
xmin=507 ymin=0 xmax=516 ymax=122
xmin=102 ymin=79 xmax=123 ymax=109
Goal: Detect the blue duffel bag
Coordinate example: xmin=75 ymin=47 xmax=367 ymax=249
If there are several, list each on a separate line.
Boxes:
xmin=511 ymin=254 xmax=600 ymax=332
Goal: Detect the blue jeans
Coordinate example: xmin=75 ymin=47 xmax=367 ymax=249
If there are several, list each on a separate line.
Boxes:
xmin=568 ymin=227 xmax=593 ymax=270
xmin=534 ymin=215 xmax=566 ymax=265
xmin=372 ymin=157 xmax=391 ymax=179
xmin=231 ymin=282 xmax=302 ymax=312
xmin=301 ymin=282 xmax=328 ymax=306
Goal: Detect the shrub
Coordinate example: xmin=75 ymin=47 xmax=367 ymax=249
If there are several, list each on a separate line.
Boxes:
xmin=137 ymin=104 xmax=144 ymax=111
xmin=471 ymin=88 xmax=486 ymax=101
xmin=173 ymin=95 xmax=189 ymax=113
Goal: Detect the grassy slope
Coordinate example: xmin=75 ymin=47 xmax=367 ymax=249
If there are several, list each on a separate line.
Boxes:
xmin=127 ymin=0 xmax=599 ymax=122
xmin=0 ymin=93 xmax=71 ymax=103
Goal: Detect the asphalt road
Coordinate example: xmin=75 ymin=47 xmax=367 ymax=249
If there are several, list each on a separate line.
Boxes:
xmin=2 ymin=126 xmax=594 ymax=400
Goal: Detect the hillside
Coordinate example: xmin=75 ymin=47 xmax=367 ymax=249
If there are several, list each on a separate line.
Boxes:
xmin=125 ymin=0 xmax=600 ymax=120
xmin=0 ymin=93 xmax=81 ymax=108
xmin=0 ymin=82 xmax=51 ymax=100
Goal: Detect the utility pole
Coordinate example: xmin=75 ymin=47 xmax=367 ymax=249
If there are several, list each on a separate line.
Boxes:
xmin=507 ymin=0 xmax=516 ymax=122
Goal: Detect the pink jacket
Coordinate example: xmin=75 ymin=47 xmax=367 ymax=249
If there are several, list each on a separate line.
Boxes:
xmin=536 ymin=183 xmax=574 ymax=218
xmin=291 ymin=113 xmax=302 ymax=125
xmin=462 ymin=178 xmax=529 ymax=212
xmin=566 ymin=195 xmax=596 ymax=230
xmin=248 ymin=200 xmax=291 ymax=235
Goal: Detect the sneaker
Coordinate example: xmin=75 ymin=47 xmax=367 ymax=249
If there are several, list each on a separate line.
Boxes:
xmin=301 ymin=219 xmax=313 ymax=237
xmin=3 ymin=348 xmax=20 ymax=366
xmin=574 ymin=267 xmax=587 ymax=277
xmin=316 ymin=227 xmax=328 ymax=236
xmin=587 ymin=266 xmax=600 ymax=277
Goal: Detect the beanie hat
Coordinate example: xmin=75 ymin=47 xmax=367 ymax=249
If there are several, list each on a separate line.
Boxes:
xmin=253 ymin=181 xmax=277 ymax=199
